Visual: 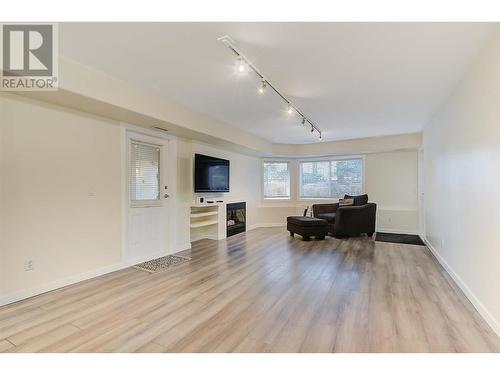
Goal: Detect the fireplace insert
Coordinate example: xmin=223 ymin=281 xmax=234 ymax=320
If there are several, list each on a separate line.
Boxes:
xmin=226 ymin=202 xmax=246 ymax=237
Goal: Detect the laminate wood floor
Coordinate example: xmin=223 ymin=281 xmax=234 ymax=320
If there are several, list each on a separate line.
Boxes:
xmin=1 ymin=227 xmax=499 ymax=352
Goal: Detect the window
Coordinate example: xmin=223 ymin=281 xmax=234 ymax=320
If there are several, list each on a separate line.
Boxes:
xmin=263 ymin=161 xmax=290 ymax=199
xmin=299 ymin=158 xmax=363 ymax=199
xmin=130 ymin=141 xmax=161 ymax=203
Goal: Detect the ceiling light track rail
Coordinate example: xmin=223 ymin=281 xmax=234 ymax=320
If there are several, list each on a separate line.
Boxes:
xmin=218 ymin=35 xmax=322 ymax=140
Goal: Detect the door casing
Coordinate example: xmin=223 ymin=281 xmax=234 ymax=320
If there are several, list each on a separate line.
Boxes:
xmin=121 ymin=124 xmax=178 ymax=264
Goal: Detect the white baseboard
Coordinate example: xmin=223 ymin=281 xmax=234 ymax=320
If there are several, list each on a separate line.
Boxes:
xmin=175 ymin=243 xmax=192 ymax=253
xmin=0 ymin=261 xmax=124 ymax=307
xmin=190 ymin=234 xmax=219 ymax=243
xmin=423 ymin=237 xmax=500 ymax=339
xmin=0 ymin=247 xmax=187 ymax=308
xmin=248 ymin=223 xmax=285 ymax=231
xmin=248 ymin=224 xmax=419 ymax=235
xmin=376 ymin=227 xmax=420 ymax=235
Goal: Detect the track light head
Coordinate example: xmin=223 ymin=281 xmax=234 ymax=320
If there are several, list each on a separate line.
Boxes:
xmin=237 ymin=56 xmax=246 ymax=73
xmin=319 ymin=133 xmax=323 ymax=140
xmin=301 ymin=118 xmax=306 ymax=126
xmin=258 ymin=80 xmax=267 ymax=94
xmin=311 ymin=126 xmax=314 ymax=133
xmin=287 ymin=104 xmax=293 ymax=115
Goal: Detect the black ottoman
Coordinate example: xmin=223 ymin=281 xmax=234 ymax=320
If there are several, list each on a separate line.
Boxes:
xmin=287 ymin=216 xmax=329 ymax=241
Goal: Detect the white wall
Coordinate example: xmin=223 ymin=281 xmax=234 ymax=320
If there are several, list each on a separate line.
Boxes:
xmin=422 ymin=28 xmax=500 ymax=335
xmin=258 ymin=151 xmax=419 ymax=233
xmin=0 ymin=94 xmax=123 ymax=300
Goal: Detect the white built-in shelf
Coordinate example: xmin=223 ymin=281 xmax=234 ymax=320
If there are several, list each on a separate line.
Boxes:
xmin=190 ymin=219 xmax=219 ymax=228
xmin=189 ymin=203 xmax=225 ymax=241
xmin=190 ymin=211 xmax=218 ymax=218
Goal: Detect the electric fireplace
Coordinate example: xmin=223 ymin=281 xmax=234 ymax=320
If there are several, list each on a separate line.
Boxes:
xmin=226 ymin=202 xmax=246 ymax=237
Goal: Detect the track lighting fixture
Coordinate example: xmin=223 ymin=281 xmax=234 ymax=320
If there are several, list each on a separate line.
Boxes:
xmin=237 ymin=56 xmax=246 ymax=73
xmin=219 ymin=35 xmax=323 ymax=139
xmin=319 ymin=133 xmax=323 ymax=140
xmin=258 ymin=80 xmax=267 ymax=94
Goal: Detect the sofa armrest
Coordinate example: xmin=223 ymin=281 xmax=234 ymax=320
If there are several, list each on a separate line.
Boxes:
xmin=312 ymin=203 xmax=339 ymax=217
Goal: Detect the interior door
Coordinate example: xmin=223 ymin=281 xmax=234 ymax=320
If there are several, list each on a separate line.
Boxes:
xmin=125 ymin=133 xmax=170 ymax=263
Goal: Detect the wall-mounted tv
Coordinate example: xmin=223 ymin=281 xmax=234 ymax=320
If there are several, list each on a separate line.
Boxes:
xmin=194 ymin=153 xmax=230 ymax=193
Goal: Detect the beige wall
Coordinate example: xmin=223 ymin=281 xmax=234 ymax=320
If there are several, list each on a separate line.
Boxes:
xmin=0 ymin=94 xmax=122 ymax=298
xmin=365 ymin=151 xmax=419 ymax=232
xmin=22 ymin=58 xmax=273 ymax=156
xmin=176 ymin=140 xmax=261 ymax=246
xmin=0 ymin=94 xmax=263 ymax=303
xmin=258 ymin=151 xmax=419 ymax=233
xmin=422 ymin=28 xmax=500 ymax=335
xmin=0 ymin=93 xmax=420 ymax=305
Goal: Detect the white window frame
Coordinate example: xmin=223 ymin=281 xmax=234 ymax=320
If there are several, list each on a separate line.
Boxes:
xmin=261 ymin=159 xmax=292 ymax=201
xmin=297 ymin=155 xmax=365 ymax=201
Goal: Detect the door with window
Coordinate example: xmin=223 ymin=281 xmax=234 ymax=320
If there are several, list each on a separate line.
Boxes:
xmin=126 ymin=134 xmax=170 ymax=262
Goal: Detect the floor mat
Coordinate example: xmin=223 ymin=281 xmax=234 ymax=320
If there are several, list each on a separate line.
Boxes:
xmin=134 ymin=255 xmax=191 ymax=273
xmin=375 ymin=232 xmax=425 ymax=246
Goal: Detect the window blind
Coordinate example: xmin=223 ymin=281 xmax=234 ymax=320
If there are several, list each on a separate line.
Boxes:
xmin=130 ymin=141 xmax=160 ymax=202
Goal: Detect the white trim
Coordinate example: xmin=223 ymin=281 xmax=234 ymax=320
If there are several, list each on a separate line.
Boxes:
xmin=248 ymin=223 xmax=286 ymax=230
xmin=423 ymin=237 xmax=500 ymax=339
xmin=297 ymin=154 xmax=366 ymax=162
xmin=297 ymin=155 xmax=366 ymax=201
xmin=261 ymin=159 xmax=292 ymax=200
xmin=191 ymin=234 xmax=219 ymax=242
xmin=121 ymin=123 xmax=178 ymax=260
xmin=375 ymin=227 xmax=420 ymax=235
xmin=248 ymin=224 xmax=418 ymax=234
xmin=120 ymin=126 xmax=128 ymax=268
xmin=176 ymin=243 xmax=192 ymax=252
xmin=418 ymin=146 xmax=426 ymax=237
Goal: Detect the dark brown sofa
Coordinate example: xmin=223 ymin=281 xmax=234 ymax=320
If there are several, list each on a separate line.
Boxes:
xmin=312 ymin=194 xmax=377 ymax=238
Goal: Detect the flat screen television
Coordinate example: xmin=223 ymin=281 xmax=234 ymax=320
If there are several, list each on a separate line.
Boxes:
xmin=194 ymin=154 xmax=230 ymax=193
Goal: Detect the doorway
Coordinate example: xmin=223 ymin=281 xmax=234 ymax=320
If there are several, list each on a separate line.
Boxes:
xmin=123 ymin=128 xmax=174 ymax=264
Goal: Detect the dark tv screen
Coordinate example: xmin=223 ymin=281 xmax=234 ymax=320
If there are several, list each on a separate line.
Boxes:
xmin=194 ymin=154 xmax=230 ymax=192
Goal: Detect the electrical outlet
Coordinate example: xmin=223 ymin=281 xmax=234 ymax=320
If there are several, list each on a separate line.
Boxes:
xmin=24 ymin=259 xmax=34 ymax=271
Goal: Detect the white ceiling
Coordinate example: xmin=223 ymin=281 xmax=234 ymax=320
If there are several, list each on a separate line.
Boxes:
xmin=59 ymin=23 xmax=496 ymax=144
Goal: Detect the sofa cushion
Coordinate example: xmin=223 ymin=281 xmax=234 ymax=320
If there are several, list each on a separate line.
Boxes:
xmin=315 ymin=213 xmax=336 ymax=223
xmin=344 ymin=194 xmax=368 ymax=206
xmin=287 ymin=216 xmax=329 ymax=227
xmin=338 ymin=198 xmax=354 ymax=207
